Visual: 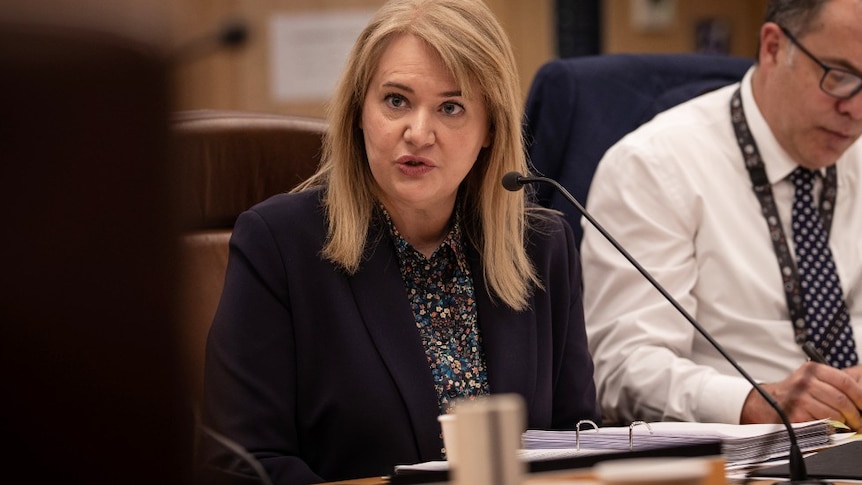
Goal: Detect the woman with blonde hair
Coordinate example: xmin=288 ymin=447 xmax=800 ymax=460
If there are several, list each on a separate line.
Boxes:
xmin=202 ymin=0 xmax=598 ymax=483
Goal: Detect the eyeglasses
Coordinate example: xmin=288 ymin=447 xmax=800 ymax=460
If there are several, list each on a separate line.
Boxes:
xmin=779 ymin=25 xmax=862 ymax=99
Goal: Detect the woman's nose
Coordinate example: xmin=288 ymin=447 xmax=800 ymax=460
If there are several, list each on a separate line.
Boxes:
xmin=403 ymin=110 xmax=436 ymax=147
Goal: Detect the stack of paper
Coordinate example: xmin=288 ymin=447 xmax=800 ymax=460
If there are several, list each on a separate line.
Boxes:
xmin=522 ymin=419 xmax=832 ymax=466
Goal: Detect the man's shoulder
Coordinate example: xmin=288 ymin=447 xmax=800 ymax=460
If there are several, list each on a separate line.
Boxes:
xmin=605 ymin=82 xmax=738 ymax=161
xmin=634 ymin=82 xmax=737 ymax=137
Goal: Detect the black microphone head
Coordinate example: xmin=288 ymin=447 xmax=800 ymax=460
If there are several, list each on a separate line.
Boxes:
xmin=219 ymin=19 xmax=248 ymax=47
xmin=171 ymin=18 xmax=249 ymax=63
xmin=502 ymin=172 xmax=525 ymax=191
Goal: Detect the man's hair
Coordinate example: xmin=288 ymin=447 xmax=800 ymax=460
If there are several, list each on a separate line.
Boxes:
xmin=763 ymin=0 xmax=831 ymax=35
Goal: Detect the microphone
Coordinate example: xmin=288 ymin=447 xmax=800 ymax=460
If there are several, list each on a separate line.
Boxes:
xmin=502 ymin=171 xmax=828 ymax=485
xmin=196 ymin=422 xmax=275 ymax=485
xmin=171 ymin=17 xmax=249 ymax=63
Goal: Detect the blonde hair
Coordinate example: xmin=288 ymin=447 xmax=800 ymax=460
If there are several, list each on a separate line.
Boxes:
xmin=295 ymin=0 xmax=541 ymax=311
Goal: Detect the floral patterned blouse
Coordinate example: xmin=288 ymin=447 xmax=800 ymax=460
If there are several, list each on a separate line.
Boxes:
xmin=381 ymin=207 xmax=490 ymax=414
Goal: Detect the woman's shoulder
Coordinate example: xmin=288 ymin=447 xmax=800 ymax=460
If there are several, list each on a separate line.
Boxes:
xmin=247 ymin=186 xmax=325 ymax=220
xmin=232 ymin=187 xmax=327 ymax=241
xmin=524 ymin=206 xmax=576 ymax=253
xmin=231 ymin=187 xmax=327 ymax=252
xmin=526 ymin=206 xmax=569 ymax=234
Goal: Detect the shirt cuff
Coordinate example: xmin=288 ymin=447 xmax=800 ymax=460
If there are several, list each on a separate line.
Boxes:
xmin=696 ymin=373 xmax=753 ymax=424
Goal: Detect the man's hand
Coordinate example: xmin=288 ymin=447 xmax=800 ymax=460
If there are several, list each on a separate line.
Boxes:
xmin=740 ymin=361 xmax=862 ymax=431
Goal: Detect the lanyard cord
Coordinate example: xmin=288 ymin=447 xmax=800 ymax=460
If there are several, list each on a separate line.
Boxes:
xmin=729 ymin=88 xmax=837 ymax=345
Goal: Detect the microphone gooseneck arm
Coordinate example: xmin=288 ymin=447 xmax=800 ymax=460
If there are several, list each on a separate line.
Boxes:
xmin=503 ymin=171 xmax=820 ymax=484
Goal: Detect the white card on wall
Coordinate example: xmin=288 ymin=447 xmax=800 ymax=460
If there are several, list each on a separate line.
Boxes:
xmin=630 ymin=0 xmax=677 ymax=32
xmin=269 ymin=9 xmax=375 ymax=102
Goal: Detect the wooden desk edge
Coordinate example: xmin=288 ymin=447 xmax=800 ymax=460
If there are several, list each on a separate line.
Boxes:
xmin=321 ymin=455 xmax=727 ymax=485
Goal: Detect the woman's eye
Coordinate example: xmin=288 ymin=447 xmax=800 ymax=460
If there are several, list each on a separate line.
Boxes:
xmin=385 ymin=93 xmax=407 ymax=108
xmin=441 ymin=102 xmax=464 ymax=116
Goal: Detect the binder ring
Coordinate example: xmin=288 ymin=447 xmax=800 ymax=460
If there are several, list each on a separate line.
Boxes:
xmin=628 ymin=421 xmax=653 ymax=451
xmin=575 ymin=419 xmax=598 ymax=451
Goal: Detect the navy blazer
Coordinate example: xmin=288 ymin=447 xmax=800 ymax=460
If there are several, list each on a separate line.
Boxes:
xmin=202 ymin=187 xmax=598 ymax=484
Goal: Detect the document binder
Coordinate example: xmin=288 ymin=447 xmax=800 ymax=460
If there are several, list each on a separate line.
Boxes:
xmin=522 ymin=419 xmax=832 ymax=466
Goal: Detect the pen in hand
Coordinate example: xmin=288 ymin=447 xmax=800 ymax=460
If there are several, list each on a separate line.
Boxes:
xmin=802 ymin=340 xmax=862 ymax=419
xmin=802 ymin=341 xmax=828 ymax=365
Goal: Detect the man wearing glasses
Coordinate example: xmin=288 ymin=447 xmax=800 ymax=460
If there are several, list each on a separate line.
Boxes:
xmin=581 ymin=0 xmax=862 ymax=429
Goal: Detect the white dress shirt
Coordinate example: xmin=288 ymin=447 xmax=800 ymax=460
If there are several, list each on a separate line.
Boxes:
xmin=581 ymin=67 xmax=862 ymax=425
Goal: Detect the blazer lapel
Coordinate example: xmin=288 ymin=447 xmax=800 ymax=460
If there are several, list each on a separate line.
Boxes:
xmin=348 ymin=225 xmax=538 ymax=456
xmin=469 ymin=249 xmax=537 ymax=407
xmin=349 ymin=228 xmax=442 ymax=458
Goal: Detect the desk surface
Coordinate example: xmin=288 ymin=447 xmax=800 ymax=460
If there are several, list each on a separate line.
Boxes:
xmin=322 ymin=437 xmax=862 ymax=485
xmin=322 ymin=458 xmax=724 ymax=485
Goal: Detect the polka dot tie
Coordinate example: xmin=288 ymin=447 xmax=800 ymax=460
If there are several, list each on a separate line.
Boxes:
xmin=791 ymin=168 xmax=858 ymax=368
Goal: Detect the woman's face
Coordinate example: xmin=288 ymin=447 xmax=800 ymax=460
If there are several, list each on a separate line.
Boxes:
xmin=360 ymin=33 xmax=491 ymax=216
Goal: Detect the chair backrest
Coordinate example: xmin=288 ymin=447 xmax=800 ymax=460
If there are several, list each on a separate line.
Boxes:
xmin=173 ymin=110 xmax=328 ymax=230
xmin=171 ymin=110 xmax=327 ymax=403
xmin=524 ymin=53 xmax=753 ymax=245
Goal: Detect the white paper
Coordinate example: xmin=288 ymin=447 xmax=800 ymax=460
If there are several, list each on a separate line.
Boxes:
xmin=269 ymin=9 xmax=375 ymax=101
xmin=522 ymin=419 xmax=833 ymax=466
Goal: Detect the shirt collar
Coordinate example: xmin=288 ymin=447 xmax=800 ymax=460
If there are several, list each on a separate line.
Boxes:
xmin=740 ymin=67 xmax=807 ymax=184
xmin=379 ymin=204 xmax=465 ymax=259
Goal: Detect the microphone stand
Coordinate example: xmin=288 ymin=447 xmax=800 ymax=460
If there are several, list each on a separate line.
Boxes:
xmin=503 ymin=172 xmax=830 ymax=484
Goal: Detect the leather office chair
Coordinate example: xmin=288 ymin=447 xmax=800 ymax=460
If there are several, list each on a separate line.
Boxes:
xmin=523 ymin=53 xmax=753 ymax=246
xmin=172 ymin=110 xmax=326 ymax=484
xmin=171 ymin=110 xmax=327 ymax=405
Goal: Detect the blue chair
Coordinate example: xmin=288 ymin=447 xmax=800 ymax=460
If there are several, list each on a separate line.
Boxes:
xmin=523 ymin=53 xmax=753 ymax=246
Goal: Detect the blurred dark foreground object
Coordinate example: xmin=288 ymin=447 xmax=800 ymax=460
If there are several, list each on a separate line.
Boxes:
xmin=0 ymin=19 xmax=193 ymax=485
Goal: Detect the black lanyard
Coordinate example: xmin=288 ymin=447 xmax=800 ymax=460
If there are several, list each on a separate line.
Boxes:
xmin=729 ymin=88 xmax=838 ymax=344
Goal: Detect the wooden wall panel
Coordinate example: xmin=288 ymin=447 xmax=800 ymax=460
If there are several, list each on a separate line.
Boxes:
xmin=167 ymin=0 xmax=554 ymax=117
xmin=602 ymin=0 xmax=769 ymax=58
xmin=167 ymin=0 xmax=769 ymax=116
xmin=484 ymin=0 xmax=555 ymax=107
